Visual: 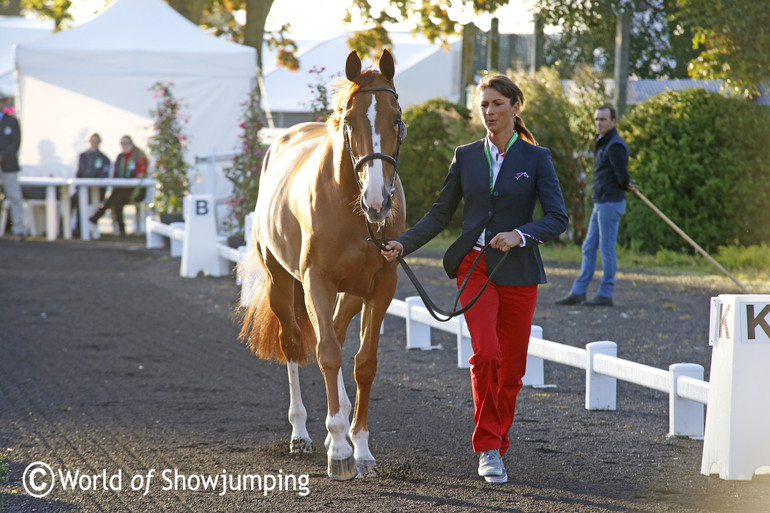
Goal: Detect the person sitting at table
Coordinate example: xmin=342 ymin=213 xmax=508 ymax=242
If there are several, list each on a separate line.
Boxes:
xmin=89 ymin=135 xmax=147 ymax=236
xmin=72 ymin=131 xmax=110 ymax=236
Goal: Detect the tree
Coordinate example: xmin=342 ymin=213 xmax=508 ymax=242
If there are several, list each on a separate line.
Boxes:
xmin=532 ymin=0 xmax=698 ymax=79
xmin=343 ymin=0 xmax=510 ymax=58
xmin=0 ymin=0 xmax=22 ymax=15
xmin=21 ymin=0 xmax=73 ymax=30
xmin=675 ymin=0 xmax=770 ymax=98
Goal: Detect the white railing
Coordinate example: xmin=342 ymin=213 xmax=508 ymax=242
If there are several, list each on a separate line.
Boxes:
xmin=384 ymin=296 xmax=707 ymax=439
xmin=144 ymin=197 xmax=708 ymax=439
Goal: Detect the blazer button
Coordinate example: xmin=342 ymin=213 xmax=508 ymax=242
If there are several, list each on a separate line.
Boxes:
xmin=487 ymin=210 xmax=493 ymax=216
xmin=493 ymin=191 xmax=500 ymax=197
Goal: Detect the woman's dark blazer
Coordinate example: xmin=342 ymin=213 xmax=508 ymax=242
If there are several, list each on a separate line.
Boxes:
xmin=397 ymin=136 xmax=569 ymax=287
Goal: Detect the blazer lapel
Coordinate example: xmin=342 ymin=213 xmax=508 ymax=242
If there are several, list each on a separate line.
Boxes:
xmin=493 ymin=137 xmax=523 ymax=193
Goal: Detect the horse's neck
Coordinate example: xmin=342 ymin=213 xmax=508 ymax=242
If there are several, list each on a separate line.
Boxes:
xmin=329 ymin=133 xmax=359 ymax=199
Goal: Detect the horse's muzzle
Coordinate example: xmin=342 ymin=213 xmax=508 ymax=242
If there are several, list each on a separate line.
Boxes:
xmin=361 ymin=193 xmax=392 ymax=224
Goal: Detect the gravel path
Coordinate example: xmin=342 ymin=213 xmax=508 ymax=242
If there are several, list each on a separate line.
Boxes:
xmin=1 ymin=236 xmax=768 ymax=512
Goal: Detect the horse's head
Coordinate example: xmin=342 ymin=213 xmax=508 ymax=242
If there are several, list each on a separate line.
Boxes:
xmin=340 ymin=49 xmax=406 ymax=224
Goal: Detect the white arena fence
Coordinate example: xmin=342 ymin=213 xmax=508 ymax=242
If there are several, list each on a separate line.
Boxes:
xmin=146 ymin=195 xmax=708 ymax=441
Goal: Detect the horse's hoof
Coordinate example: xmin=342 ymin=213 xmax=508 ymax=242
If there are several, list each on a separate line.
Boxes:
xmin=290 ymin=437 xmax=312 ymax=454
xmin=355 ymin=459 xmax=377 ymax=477
xmin=328 ymin=454 xmax=357 ymax=481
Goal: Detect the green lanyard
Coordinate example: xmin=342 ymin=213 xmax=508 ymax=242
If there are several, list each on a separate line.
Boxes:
xmin=484 ymin=132 xmax=518 ymax=192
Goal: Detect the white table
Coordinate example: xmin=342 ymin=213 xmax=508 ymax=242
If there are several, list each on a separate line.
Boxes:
xmin=74 ymin=178 xmax=156 ymax=241
xmin=17 ymin=176 xmax=74 ymax=241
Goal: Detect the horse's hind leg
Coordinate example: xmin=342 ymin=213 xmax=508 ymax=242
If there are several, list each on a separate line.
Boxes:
xmin=287 ymin=362 xmax=312 ymax=453
xmin=263 ymin=249 xmax=313 ymax=453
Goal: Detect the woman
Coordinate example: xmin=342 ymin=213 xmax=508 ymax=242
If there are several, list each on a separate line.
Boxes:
xmin=89 ymin=135 xmax=148 ymax=236
xmin=72 ymin=132 xmax=110 ymax=236
xmin=381 ymin=75 xmax=568 ymax=483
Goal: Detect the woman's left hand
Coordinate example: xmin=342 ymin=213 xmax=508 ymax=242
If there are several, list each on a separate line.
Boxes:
xmin=489 ymin=231 xmax=522 ymax=252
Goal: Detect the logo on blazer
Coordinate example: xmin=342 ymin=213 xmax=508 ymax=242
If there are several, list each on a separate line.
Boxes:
xmin=514 ymin=171 xmax=530 ymax=180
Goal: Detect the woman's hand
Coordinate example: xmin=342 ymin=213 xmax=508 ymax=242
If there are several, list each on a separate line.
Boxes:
xmin=489 ymin=231 xmax=522 ymax=252
xmin=381 ymin=241 xmax=404 ymax=262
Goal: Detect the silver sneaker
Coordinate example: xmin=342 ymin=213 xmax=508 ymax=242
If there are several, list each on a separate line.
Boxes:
xmin=477 ymin=449 xmax=504 ymax=477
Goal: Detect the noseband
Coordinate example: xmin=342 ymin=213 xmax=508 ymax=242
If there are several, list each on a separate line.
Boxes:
xmin=342 ymin=87 xmax=402 ymax=195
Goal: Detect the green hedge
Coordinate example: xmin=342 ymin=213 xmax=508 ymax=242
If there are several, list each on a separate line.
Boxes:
xmin=619 ymin=89 xmax=770 ymax=253
xmin=398 ymin=98 xmax=482 ymax=234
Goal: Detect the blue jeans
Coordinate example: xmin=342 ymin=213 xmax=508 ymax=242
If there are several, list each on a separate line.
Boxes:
xmin=571 ymin=200 xmax=626 ymax=298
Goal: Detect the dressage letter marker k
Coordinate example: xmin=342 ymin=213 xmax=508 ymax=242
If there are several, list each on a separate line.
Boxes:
xmin=746 ymin=304 xmax=770 ymax=340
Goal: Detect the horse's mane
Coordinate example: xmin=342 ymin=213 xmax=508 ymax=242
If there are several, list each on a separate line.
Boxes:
xmin=326 ymin=70 xmax=387 ymax=132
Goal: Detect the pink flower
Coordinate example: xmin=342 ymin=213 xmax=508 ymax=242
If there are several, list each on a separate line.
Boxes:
xmin=3 ymin=107 xmax=16 ymax=115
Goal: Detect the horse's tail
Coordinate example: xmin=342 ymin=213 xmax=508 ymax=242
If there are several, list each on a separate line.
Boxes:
xmin=237 ymin=244 xmax=316 ymax=366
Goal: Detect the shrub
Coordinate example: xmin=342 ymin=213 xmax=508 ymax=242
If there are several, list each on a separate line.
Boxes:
xmin=223 ymin=88 xmax=268 ymax=236
xmin=399 ymin=98 xmax=482 ymax=233
xmin=148 ymin=82 xmax=191 ymax=215
xmin=619 ymin=89 xmax=770 ymax=253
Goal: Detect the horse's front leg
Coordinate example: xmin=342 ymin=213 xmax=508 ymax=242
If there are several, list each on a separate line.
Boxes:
xmin=351 ymin=278 xmax=397 ymax=477
xmin=303 ymin=270 xmax=357 ymax=481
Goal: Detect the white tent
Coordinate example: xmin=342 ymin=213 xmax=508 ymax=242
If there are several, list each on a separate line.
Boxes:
xmin=261 ymin=31 xmax=462 ymax=127
xmin=14 ymin=0 xmax=256 ymax=180
xmin=0 ymin=16 xmax=53 ymax=96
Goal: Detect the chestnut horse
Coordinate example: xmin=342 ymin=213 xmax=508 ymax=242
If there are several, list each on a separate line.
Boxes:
xmin=239 ymin=50 xmax=406 ymax=480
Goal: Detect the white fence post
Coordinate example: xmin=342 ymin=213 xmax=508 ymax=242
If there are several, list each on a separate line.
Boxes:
xmin=522 ymin=325 xmax=545 ymax=386
xmin=585 ymin=341 xmax=617 ymax=410
xmin=146 ymin=216 xmax=164 ymax=248
xmin=457 ymin=317 xmax=472 ymax=369
xmin=169 ymin=222 xmax=184 ymax=258
xmin=405 ymin=296 xmax=431 ymax=350
xmin=669 ymin=363 xmax=705 ymax=438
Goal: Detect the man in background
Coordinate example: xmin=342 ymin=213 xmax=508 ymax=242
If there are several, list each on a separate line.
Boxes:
xmin=556 ymin=105 xmax=636 ymax=307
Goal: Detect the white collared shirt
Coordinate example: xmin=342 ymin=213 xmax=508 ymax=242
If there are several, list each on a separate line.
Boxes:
xmin=476 ymin=136 xmax=526 ymax=248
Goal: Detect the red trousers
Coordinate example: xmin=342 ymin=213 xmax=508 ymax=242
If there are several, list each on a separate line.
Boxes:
xmin=457 ymin=249 xmax=538 ymax=455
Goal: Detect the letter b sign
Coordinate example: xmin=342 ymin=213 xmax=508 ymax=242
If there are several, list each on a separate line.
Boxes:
xmin=195 ymin=199 xmax=209 ymax=216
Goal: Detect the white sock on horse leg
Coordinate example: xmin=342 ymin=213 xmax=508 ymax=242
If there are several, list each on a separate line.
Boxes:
xmin=325 ymin=411 xmax=354 ymax=460
xmin=287 ymin=362 xmax=311 ymax=447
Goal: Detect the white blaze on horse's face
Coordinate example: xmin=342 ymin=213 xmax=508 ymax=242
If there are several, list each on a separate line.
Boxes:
xmin=359 ymin=95 xmax=389 ymax=222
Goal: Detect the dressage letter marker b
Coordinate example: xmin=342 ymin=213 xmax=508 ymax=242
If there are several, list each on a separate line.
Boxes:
xmin=195 ymin=200 xmax=209 ymax=216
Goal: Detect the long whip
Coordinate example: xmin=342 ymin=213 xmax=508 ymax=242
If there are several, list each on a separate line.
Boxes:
xmin=632 ymin=189 xmax=750 ymax=294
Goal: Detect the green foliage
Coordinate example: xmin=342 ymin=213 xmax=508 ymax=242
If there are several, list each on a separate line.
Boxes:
xmin=399 ymin=98 xmax=482 ymax=233
xmin=222 ymin=88 xmax=268 ymax=236
xmin=345 ymin=0 xmax=508 ymax=57
xmin=148 ymin=82 xmax=191 ymax=215
xmin=676 ymin=0 xmax=770 ymax=98
xmin=21 ymin=0 xmax=72 ymax=30
xmin=618 ymin=88 xmax=770 ymax=253
xmin=533 ymin=0 xmax=698 ymax=79
xmin=716 ymin=244 xmax=770 ymax=272
xmin=508 ymin=66 xmax=606 ymax=242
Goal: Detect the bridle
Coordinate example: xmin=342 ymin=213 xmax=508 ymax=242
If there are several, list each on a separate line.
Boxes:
xmin=342 ymin=87 xmax=403 ymax=195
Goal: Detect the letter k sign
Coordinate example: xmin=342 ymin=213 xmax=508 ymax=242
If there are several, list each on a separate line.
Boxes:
xmin=746 ymin=303 xmax=770 ymax=342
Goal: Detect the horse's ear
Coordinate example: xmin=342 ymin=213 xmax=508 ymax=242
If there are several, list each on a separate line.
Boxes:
xmin=346 ymin=51 xmax=362 ymax=81
xmin=379 ymin=49 xmax=395 ymax=81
